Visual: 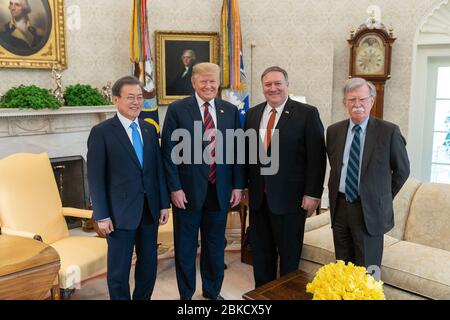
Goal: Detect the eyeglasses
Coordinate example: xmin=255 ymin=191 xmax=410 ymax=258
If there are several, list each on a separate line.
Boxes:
xmin=345 ymin=96 xmax=373 ymax=105
xmin=124 ymin=95 xmax=144 ymax=102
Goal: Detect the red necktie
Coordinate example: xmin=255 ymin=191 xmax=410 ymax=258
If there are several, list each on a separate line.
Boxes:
xmin=264 ymin=108 xmax=277 ymax=150
xmin=203 ymin=102 xmax=216 ymax=184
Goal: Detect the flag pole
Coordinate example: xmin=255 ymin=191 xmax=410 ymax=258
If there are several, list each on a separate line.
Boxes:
xmin=250 ymin=43 xmax=256 ymax=106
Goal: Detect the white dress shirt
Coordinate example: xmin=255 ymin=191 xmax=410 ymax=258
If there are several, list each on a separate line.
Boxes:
xmin=116 ymin=112 xmax=144 ymax=146
xmin=181 ymin=66 xmax=190 ymax=78
xmin=195 ymin=93 xmax=242 ymax=192
xmin=195 ymin=93 xmax=217 ymax=127
xmin=259 ymin=98 xmax=288 ymax=142
xmin=339 ymin=117 xmax=369 ymax=194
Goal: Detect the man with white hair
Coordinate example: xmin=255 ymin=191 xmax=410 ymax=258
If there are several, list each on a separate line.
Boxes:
xmin=0 ymin=0 xmax=43 ymax=53
xmin=326 ymin=77 xmax=410 ymax=269
xmin=167 ymin=49 xmax=197 ymax=95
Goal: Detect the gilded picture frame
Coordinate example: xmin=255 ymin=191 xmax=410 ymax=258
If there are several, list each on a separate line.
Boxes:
xmin=0 ymin=0 xmax=67 ymax=69
xmin=155 ymin=30 xmax=219 ymax=105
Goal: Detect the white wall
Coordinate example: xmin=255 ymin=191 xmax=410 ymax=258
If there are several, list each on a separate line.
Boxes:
xmin=408 ymin=1 xmax=450 ymax=181
xmin=0 ymin=0 xmax=443 ymax=137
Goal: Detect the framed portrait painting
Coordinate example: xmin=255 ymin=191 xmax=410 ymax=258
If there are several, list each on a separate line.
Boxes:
xmin=155 ymin=30 xmax=219 ymax=105
xmin=0 ymin=0 xmax=66 ymax=69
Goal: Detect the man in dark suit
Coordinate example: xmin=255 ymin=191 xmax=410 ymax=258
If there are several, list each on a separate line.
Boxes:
xmin=167 ymin=49 xmax=196 ymax=96
xmin=162 ymin=62 xmax=245 ymax=300
xmin=87 ymin=76 xmax=170 ymax=300
xmin=245 ymin=66 xmax=326 ymax=288
xmin=327 ymin=77 xmax=410 ymax=269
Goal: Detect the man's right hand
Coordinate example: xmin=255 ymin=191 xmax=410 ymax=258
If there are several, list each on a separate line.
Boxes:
xmin=171 ymin=190 xmax=188 ymax=209
xmin=97 ymin=218 xmax=114 ymax=236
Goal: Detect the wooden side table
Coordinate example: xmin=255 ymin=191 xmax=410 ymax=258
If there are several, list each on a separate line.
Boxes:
xmin=0 ymin=234 xmax=60 ymax=300
xmin=243 ymin=270 xmax=314 ymax=300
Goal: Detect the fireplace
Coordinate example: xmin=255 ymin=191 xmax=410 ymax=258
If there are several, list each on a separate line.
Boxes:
xmin=50 ymin=156 xmax=90 ymax=229
xmin=0 ymin=107 xmax=117 ymax=229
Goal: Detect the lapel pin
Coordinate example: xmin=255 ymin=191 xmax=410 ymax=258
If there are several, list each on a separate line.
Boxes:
xmin=284 ymin=110 xmax=290 ymax=114
xmin=220 ymin=109 xmax=224 ymax=113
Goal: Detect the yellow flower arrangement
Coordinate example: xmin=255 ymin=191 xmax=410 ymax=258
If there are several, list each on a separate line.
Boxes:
xmin=306 ymin=260 xmax=385 ymax=300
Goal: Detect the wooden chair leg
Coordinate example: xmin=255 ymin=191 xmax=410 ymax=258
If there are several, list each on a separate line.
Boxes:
xmin=50 ymin=275 xmax=60 ymax=300
xmin=51 ymin=284 xmax=60 ymax=300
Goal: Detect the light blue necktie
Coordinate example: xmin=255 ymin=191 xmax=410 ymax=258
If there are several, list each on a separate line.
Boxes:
xmin=130 ymin=122 xmax=143 ymax=167
xmin=345 ymin=125 xmax=361 ymax=202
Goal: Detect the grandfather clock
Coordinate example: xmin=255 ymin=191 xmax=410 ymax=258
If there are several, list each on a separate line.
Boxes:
xmin=348 ymin=19 xmax=396 ymax=119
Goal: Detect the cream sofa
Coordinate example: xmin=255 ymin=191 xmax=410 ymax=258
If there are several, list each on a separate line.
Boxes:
xmin=300 ymin=178 xmax=450 ymax=300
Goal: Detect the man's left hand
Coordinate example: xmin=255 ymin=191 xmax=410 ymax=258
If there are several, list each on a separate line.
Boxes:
xmin=301 ymin=196 xmax=320 ymax=217
xmin=230 ymin=189 xmax=242 ymax=208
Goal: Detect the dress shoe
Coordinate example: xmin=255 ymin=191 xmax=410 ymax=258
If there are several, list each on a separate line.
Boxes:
xmin=202 ymin=292 xmax=225 ymax=300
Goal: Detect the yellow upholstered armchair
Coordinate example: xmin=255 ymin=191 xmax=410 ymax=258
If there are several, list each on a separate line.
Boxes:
xmin=0 ymin=153 xmax=107 ymax=299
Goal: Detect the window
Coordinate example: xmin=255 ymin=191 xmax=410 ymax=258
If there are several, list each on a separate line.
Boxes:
xmin=428 ymin=60 xmax=450 ymax=184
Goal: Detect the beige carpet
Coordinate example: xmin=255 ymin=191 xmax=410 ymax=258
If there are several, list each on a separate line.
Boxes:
xmin=68 ymin=215 xmax=249 ymax=299
xmin=70 ymin=239 xmax=252 ymax=300
xmin=157 ymin=229 xmax=241 ymax=260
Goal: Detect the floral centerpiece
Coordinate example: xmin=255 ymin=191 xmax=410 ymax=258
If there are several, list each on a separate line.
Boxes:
xmin=306 ymin=260 xmax=385 ymax=300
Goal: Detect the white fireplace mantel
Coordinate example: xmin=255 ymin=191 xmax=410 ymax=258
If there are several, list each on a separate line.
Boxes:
xmin=0 ymin=106 xmax=117 ymax=118
xmin=0 ymin=105 xmax=116 ymax=160
xmin=0 ymin=106 xmax=116 ymax=137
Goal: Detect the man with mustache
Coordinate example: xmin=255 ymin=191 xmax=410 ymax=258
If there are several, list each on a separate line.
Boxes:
xmin=326 ymin=77 xmax=410 ymax=269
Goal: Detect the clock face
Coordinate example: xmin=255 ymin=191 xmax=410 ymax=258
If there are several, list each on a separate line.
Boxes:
xmin=355 ymin=34 xmax=386 ymax=75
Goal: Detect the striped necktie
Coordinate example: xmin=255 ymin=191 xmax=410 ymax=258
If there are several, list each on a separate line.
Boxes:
xmin=203 ymin=102 xmax=216 ymax=184
xmin=130 ymin=122 xmax=144 ymax=167
xmin=345 ymin=124 xmax=361 ymax=202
